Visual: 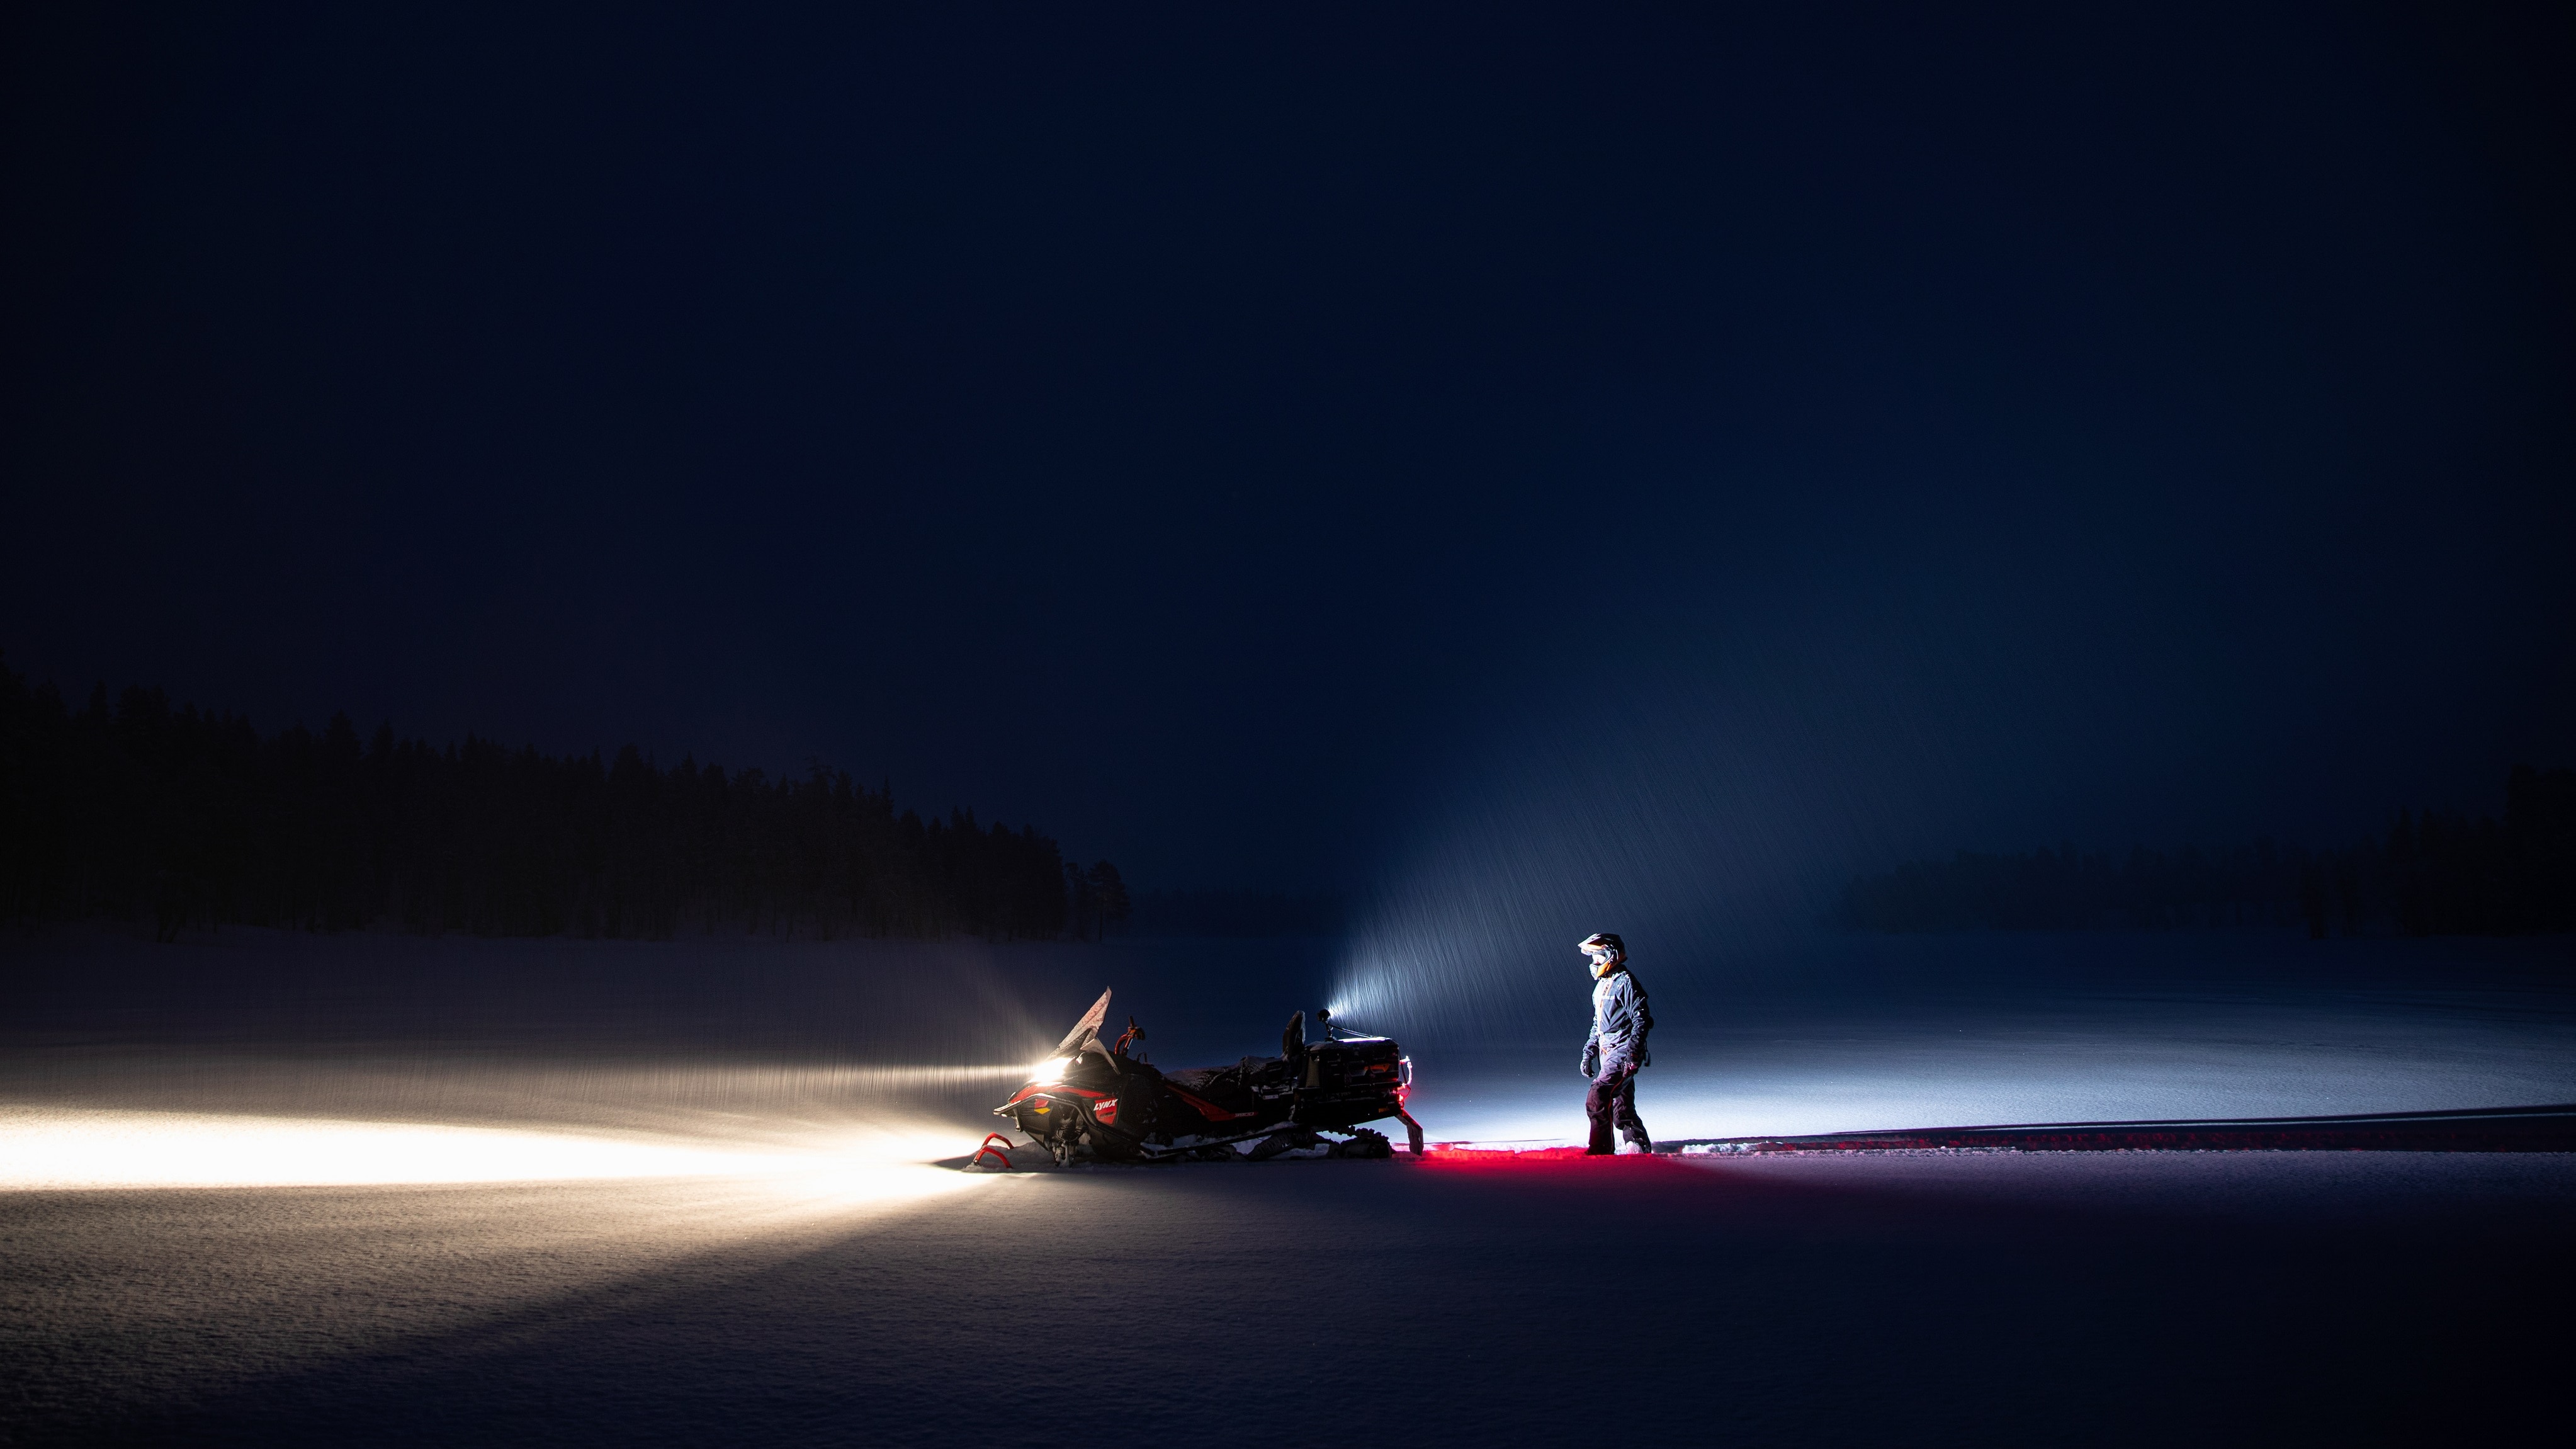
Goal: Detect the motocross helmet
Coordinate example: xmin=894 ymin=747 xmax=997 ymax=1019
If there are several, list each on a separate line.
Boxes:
xmin=1578 ymin=931 xmax=1626 ymax=978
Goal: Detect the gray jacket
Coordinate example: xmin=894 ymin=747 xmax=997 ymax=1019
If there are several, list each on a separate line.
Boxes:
xmin=1583 ymin=967 xmax=1652 ymax=1075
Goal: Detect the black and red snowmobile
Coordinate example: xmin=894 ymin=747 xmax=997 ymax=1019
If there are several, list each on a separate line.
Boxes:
xmin=992 ymin=989 xmax=1423 ymax=1165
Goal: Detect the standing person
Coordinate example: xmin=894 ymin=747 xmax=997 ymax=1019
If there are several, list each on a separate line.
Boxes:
xmin=1577 ymin=932 xmax=1654 ymax=1155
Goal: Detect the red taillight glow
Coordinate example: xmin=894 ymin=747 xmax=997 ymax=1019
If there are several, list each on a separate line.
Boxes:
xmin=1419 ymin=1145 xmax=1681 ymax=1174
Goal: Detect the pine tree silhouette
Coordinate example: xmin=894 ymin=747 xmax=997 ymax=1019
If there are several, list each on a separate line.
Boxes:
xmin=0 ymin=657 xmax=1115 ymax=943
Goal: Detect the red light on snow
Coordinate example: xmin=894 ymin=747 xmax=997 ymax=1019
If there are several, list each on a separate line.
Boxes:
xmin=1417 ymin=1146 xmax=1681 ymax=1175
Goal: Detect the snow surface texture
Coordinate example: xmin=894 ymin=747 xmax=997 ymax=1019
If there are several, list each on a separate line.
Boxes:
xmin=1423 ymin=991 xmax=2576 ymax=1145
xmin=6 ymin=1151 xmax=2569 ymax=1446
xmin=3 ymin=926 xmax=2571 ymax=1445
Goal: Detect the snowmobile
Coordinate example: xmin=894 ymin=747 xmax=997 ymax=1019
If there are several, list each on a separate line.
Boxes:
xmin=991 ymin=989 xmax=1423 ymax=1165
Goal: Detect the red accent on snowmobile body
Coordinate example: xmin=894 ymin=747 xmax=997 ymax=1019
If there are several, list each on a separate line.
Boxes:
xmin=1161 ymin=1084 xmax=1255 ymax=1122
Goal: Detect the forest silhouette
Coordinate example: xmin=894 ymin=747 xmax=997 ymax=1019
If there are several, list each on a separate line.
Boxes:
xmin=0 ymin=659 xmax=1130 ymax=944
xmin=1843 ymin=766 xmax=2576 ymax=938
xmin=11 ymin=656 xmax=2565 ymax=948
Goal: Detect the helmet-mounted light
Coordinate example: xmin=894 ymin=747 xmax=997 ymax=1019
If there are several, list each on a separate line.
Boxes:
xmin=1578 ymin=931 xmax=1625 ymax=977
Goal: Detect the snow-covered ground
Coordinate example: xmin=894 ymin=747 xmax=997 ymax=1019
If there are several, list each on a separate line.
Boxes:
xmin=6 ymin=1146 xmax=2569 ymax=1446
xmin=3 ymin=926 xmax=2570 ymax=1444
xmin=1416 ymin=986 xmax=2576 ymax=1144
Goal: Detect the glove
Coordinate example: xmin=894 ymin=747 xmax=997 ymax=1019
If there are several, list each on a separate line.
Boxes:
xmin=1579 ymin=1045 xmax=1600 ymax=1077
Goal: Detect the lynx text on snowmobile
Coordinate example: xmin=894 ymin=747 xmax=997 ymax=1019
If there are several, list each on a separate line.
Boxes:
xmin=995 ymin=990 xmax=1423 ymax=1166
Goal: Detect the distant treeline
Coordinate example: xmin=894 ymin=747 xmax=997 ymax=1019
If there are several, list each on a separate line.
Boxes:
xmin=0 ymin=661 xmax=1133 ymax=943
xmin=1126 ymin=887 xmax=1343 ymax=937
xmin=1843 ymin=766 xmax=2576 ymax=937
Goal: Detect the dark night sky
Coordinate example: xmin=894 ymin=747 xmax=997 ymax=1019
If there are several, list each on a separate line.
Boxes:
xmin=6 ymin=4 xmax=2572 ymax=906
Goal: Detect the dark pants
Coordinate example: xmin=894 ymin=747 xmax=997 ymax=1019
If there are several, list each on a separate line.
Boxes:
xmin=1585 ymin=1065 xmax=1649 ymax=1154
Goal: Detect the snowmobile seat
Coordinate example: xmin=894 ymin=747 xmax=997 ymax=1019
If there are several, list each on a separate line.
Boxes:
xmin=1158 ymin=1055 xmax=1297 ymax=1117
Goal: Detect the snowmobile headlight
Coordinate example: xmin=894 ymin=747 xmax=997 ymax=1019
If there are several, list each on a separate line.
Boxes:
xmin=1030 ymin=1057 xmax=1072 ymax=1081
